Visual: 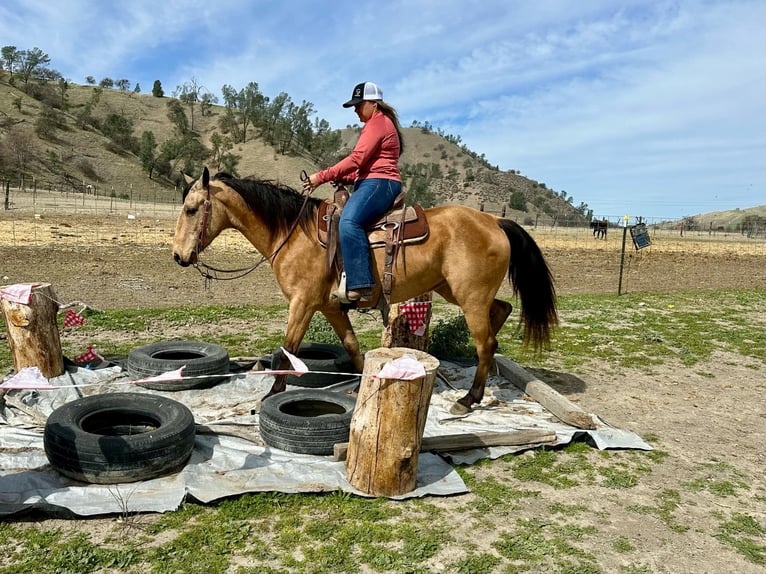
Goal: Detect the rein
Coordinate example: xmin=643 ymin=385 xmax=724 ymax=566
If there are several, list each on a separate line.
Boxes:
xmin=192 ymin=179 xmax=314 ymax=283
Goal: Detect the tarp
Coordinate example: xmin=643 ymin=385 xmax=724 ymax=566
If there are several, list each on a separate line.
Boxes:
xmin=0 ymin=358 xmax=651 ymax=517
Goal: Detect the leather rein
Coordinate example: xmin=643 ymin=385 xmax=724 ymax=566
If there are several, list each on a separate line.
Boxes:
xmin=192 ymin=177 xmax=314 ymax=283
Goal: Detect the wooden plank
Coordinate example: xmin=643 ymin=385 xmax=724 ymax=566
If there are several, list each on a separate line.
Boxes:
xmin=334 ymin=428 xmax=555 ymax=461
xmin=494 ymin=355 xmax=597 ymax=430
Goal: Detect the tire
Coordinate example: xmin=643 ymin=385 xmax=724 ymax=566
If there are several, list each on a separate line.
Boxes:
xmin=271 ymin=342 xmax=357 ymax=388
xmin=128 ymin=340 xmax=230 ymax=391
xmin=44 ymin=392 xmax=196 ymax=484
xmin=259 ymin=389 xmax=357 ymax=455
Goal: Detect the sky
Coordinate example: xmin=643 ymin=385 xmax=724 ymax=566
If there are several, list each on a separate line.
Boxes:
xmin=1 ymin=0 xmax=764 ymax=220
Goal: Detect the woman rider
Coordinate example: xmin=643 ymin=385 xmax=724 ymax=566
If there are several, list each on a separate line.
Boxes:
xmin=303 ymin=81 xmax=404 ymax=302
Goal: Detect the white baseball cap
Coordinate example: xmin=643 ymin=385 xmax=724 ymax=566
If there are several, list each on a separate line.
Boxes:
xmin=343 ymin=82 xmax=383 ymax=108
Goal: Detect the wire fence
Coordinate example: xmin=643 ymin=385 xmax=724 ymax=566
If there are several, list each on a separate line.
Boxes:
xmin=1 ymin=187 xmax=763 ymax=256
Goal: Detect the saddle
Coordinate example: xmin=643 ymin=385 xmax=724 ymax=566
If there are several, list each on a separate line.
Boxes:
xmin=315 ymin=187 xmax=429 ymax=305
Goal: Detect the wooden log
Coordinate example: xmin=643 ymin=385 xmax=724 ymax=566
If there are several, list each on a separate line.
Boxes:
xmin=380 ymin=293 xmax=432 ymax=350
xmin=0 ymin=283 xmax=64 ymax=378
xmin=494 ymin=355 xmax=597 ymax=429
xmin=345 ymin=347 xmax=439 ymax=496
xmin=334 ymin=428 xmax=556 ymax=461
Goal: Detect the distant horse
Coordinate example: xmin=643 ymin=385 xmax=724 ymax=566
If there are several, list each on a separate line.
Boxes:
xmin=172 ymin=167 xmax=558 ymax=414
xmin=591 ymin=218 xmax=608 ymax=239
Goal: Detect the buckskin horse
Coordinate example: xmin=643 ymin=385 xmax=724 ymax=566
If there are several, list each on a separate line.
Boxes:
xmin=172 ymin=167 xmax=558 ymax=414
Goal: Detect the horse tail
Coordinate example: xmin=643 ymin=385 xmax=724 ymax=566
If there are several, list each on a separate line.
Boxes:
xmin=498 ymin=219 xmax=558 ymax=350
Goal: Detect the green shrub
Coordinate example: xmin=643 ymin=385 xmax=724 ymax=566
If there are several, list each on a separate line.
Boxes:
xmin=428 ymin=314 xmax=474 ymax=358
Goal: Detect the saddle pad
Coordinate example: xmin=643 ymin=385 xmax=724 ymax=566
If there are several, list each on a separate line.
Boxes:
xmin=317 ymin=202 xmax=429 ymax=248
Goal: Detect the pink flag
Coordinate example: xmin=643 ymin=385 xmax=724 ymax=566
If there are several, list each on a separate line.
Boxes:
xmin=133 ymin=366 xmax=186 ymax=384
xmin=0 ymin=366 xmax=54 ymax=390
xmin=374 ymin=354 xmax=426 ymax=380
xmin=0 ymin=283 xmax=38 ymax=305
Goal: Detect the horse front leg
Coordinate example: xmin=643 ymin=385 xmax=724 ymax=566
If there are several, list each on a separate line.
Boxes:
xmin=321 ymin=306 xmax=364 ymax=372
xmin=263 ymin=299 xmax=316 ymax=400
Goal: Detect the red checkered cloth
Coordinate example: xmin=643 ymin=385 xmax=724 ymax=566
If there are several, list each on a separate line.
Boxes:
xmin=399 ymin=301 xmax=431 ymax=336
xmin=63 ymin=309 xmax=86 ymax=328
xmin=75 ymin=345 xmax=103 ymax=365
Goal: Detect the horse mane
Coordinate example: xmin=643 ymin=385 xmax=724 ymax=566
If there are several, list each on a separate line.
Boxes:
xmin=212 ymin=172 xmax=321 ymax=239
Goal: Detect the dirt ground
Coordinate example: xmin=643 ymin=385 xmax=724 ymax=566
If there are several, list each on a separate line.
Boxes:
xmin=1 ymin=207 xmax=765 ymax=573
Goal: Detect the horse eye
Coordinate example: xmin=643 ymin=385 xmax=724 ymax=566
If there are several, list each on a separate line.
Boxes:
xmin=185 ymin=206 xmax=198 ymax=216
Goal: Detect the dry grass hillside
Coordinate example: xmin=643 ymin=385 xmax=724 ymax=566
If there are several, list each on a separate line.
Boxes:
xmin=0 ymin=74 xmax=587 ymax=223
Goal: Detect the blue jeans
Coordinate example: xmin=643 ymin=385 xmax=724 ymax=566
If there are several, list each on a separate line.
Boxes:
xmin=339 ymin=178 xmax=401 ymax=290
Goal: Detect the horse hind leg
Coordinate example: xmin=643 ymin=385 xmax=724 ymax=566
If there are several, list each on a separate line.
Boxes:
xmin=489 ymin=299 xmax=513 ymax=336
xmin=450 ymin=305 xmax=500 ymax=415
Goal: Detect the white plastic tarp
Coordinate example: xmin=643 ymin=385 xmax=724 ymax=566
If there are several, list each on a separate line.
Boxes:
xmin=0 ymin=359 xmax=651 ymax=517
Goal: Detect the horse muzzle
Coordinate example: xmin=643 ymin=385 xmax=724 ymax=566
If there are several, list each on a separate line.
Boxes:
xmin=173 ymin=251 xmax=197 ymax=267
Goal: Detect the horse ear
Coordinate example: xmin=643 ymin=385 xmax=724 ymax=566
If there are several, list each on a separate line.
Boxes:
xmin=202 ymin=166 xmax=210 ymax=188
xmin=183 ymin=173 xmax=194 ymax=185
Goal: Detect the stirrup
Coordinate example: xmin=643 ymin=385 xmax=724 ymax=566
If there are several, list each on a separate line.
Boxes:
xmin=331 ymin=272 xmax=352 ymax=304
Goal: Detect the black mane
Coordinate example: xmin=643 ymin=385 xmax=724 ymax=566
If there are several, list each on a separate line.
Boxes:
xmin=213 ymin=172 xmax=321 ymax=239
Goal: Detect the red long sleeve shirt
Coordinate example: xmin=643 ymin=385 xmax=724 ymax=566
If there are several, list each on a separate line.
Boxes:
xmin=316 ymin=111 xmax=401 ymax=186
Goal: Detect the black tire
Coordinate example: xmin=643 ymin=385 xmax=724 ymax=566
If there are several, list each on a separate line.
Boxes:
xmin=259 ymin=389 xmax=356 ymax=455
xmin=128 ymin=340 xmax=230 ymax=391
xmin=44 ymin=392 xmax=196 ymax=484
xmin=272 ymin=342 xmax=357 ymax=388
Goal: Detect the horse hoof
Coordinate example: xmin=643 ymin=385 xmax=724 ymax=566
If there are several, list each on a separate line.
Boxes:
xmin=449 ymin=402 xmax=472 ymax=415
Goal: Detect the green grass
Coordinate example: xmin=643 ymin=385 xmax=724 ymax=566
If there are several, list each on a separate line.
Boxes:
xmin=714 ymin=512 xmax=766 ymax=565
xmin=503 ymin=288 xmax=766 ymax=371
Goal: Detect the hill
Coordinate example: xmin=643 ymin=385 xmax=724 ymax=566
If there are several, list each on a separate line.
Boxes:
xmin=669 ymin=205 xmax=766 ymax=232
xmin=0 ymin=73 xmax=588 ymax=225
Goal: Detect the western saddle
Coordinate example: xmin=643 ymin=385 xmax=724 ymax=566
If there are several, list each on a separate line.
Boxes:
xmin=316 ymin=184 xmax=429 ymax=308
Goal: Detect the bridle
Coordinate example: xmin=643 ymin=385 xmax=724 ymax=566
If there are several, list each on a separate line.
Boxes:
xmin=191 ymin=171 xmax=314 ymax=283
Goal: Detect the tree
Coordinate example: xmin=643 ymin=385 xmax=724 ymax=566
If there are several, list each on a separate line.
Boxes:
xmin=99 ymin=77 xmax=114 ymax=89
xmin=57 ymin=78 xmax=69 ymax=109
xmin=1 ymin=45 xmax=19 ymax=75
xmin=406 ymin=174 xmax=436 ymax=207
xmin=139 ymin=131 xmax=158 ymax=178
xmin=310 ymin=118 xmax=342 ymax=166
xmin=509 ymin=190 xmax=527 ymax=212
xmin=167 ymin=100 xmax=189 ymax=136
xmin=133 ymin=83 xmax=141 ymax=94
xmin=85 ymin=75 xmax=96 ymax=85
xmin=16 ymin=47 xmax=52 ymax=91
xmin=102 ymin=113 xmax=136 ymax=152
xmin=263 ymin=91 xmax=290 ymax=146
xmin=200 ymin=91 xmax=218 ymax=117
xmin=152 ymin=80 xmax=164 ymax=97
xmin=35 ymin=105 xmax=64 ymax=139
xmin=173 ymin=77 xmax=215 ymax=131
xmin=209 ymin=131 xmax=239 ymax=172
xmin=221 ymin=82 xmax=267 ymax=143
xmin=3 ymin=125 xmax=35 ymax=179
xmin=116 ymin=78 xmax=130 ymax=91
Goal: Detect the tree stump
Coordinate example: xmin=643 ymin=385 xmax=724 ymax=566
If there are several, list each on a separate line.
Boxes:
xmin=0 ymin=283 xmax=64 ymax=378
xmin=345 ymin=347 xmax=439 ymax=496
xmin=380 ymin=293 xmax=432 ymax=351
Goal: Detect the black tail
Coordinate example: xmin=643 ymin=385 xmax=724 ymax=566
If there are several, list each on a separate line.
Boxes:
xmin=498 ymin=219 xmax=558 ymax=350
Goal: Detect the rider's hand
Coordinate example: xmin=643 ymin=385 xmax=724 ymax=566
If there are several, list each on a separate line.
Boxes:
xmin=303 ymin=174 xmax=319 ymax=193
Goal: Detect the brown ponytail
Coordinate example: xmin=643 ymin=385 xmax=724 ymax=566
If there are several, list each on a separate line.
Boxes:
xmin=377 ymin=101 xmax=405 ymax=156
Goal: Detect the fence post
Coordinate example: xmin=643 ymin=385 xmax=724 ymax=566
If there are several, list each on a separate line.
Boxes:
xmin=618 ymin=215 xmax=630 ymax=295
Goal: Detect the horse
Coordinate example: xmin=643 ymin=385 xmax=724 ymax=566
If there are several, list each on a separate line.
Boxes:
xmin=172 ymin=167 xmax=558 ymax=414
xmin=590 ymin=218 xmax=608 ymax=239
